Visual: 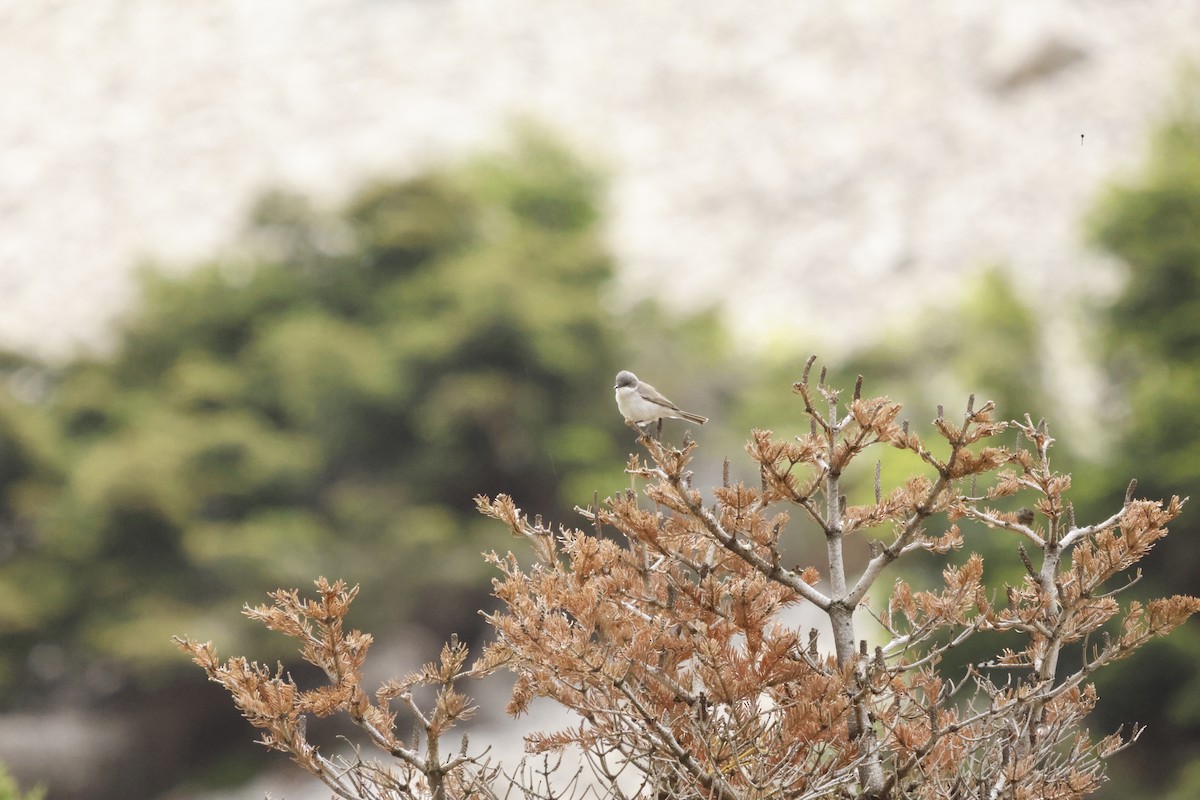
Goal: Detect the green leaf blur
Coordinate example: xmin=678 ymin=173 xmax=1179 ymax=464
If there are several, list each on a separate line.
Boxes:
xmin=1082 ymin=71 xmax=1200 ymax=799
xmin=0 ymin=129 xmax=636 ymax=697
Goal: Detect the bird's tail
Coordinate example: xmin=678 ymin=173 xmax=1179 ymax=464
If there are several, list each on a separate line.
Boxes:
xmin=679 ymin=411 xmax=707 ymax=425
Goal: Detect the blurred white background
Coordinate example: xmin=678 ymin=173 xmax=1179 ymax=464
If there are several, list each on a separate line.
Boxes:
xmin=3 ymin=0 xmax=1198 ymax=361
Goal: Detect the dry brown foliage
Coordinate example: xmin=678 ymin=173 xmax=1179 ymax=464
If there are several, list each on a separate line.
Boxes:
xmin=176 ymin=360 xmax=1199 ymax=799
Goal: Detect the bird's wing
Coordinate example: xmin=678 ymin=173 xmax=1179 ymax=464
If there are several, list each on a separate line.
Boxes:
xmin=638 ymin=383 xmax=682 ymax=411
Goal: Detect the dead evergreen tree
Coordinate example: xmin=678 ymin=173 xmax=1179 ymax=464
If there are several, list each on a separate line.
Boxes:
xmin=177 ymin=361 xmax=1199 ymax=799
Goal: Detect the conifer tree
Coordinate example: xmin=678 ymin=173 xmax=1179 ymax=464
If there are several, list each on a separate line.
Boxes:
xmin=179 ymin=364 xmax=1198 ymax=799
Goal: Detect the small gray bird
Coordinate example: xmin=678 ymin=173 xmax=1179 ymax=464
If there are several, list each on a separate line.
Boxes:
xmin=614 ymin=370 xmax=707 ymax=429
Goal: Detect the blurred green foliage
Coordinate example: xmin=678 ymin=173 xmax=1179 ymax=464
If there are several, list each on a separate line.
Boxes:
xmin=0 ymin=764 xmax=42 ymax=800
xmin=0 ymin=130 xmax=690 ymax=701
xmin=850 ymin=266 xmax=1048 ymax=421
xmin=1082 ymin=71 xmax=1200 ymax=799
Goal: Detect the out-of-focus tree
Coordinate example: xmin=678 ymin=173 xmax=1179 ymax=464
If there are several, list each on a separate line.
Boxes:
xmin=0 ymin=129 xmax=663 ymax=703
xmin=1083 ymin=70 xmax=1200 ymax=799
xmin=0 ymin=763 xmax=42 ymax=800
xmin=847 ymin=266 xmax=1048 ymax=427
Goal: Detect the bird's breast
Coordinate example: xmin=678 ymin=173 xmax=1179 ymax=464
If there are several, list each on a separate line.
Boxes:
xmin=616 ymin=386 xmax=658 ymax=422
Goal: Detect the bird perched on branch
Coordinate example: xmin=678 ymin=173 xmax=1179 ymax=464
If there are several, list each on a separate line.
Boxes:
xmin=614 ymin=370 xmax=707 ymax=430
